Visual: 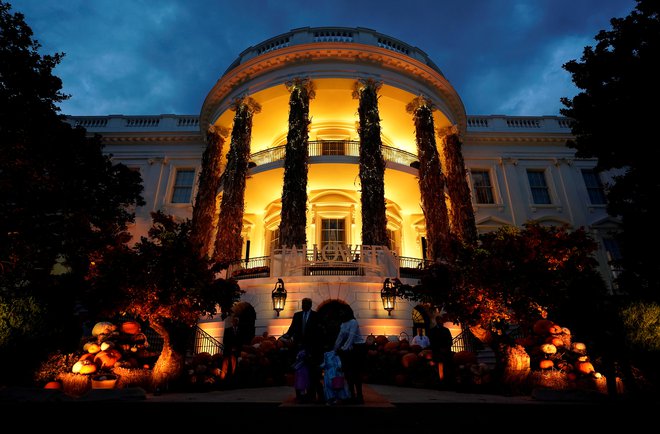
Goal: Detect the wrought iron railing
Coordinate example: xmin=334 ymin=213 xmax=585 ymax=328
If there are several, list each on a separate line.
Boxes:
xmin=228 ymin=254 xmax=430 ymax=279
xmin=190 ymin=326 xmax=224 ymax=356
xmin=451 ymin=327 xmax=483 ymax=353
xmin=248 ymin=141 xmax=419 ymax=168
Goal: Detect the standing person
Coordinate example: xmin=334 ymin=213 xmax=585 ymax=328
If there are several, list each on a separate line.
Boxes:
xmin=222 ymin=316 xmax=243 ymax=387
xmin=281 ymin=297 xmax=324 ymax=403
xmin=411 ymin=327 xmax=430 ymax=348
xmin=428 ymin=314 xmax=455 ymax=388
xmin=333 ymin=308 xmax=366 ymax=404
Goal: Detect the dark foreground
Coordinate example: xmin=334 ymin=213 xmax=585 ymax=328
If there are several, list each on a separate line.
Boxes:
xmin=2 ymin=383 xmax=657 ymax=430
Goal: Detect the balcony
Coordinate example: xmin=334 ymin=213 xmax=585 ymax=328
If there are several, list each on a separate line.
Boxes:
xmin=228 ymin=252 xmax=430 ymax=280
xmin=248 ymin=140 xmax=419 ymax=168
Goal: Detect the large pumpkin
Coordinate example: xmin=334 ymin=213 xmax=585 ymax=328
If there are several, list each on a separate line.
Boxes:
xmin=401 ymin=352 xmax=419 ymax=368
xmin=44 ymin=381 xmax=62 ymax=390
xmin=92 ymin=321 xmax=116 ymax=337
xmin=532 ymin=319 xmax=555 ymax=336
xmin=120 ymin=321 xmax=141 ymax=335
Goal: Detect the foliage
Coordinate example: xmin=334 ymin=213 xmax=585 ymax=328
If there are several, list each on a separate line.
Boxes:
xmin=399 ymin=222 xmax=608 ymax=339
xmin=87 ymin=211 xmax=244 ymax=327
xmin=214 ymin=97 xmax=261 ymax=266
xmin=33 ymin=351 xmax=78 ymax=385
xmin=620 ymin=301 xmax=660 ymax=353
xmin=191 ymin=125 xmax=228 ymax=259
xmin=406 ymin=96 xmax=451 ymax=261
xmin=439 ymin=125 xmax=477 ymax=245
xmin=0 ymin=1 xmax=144 ymax=384
xmin=279 ymin=78 xmax=313 ymax=249
xmin=560 ymin=0 xmax=660 ymax=301
xmin=354 ymin=79 xmax=388 ymax=247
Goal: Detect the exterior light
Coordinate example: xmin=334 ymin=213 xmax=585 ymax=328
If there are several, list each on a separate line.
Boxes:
xmin=272 ymin=278 xmax=287 ymax=316
xmin=381 ymin=278 xmax=398 ymax=316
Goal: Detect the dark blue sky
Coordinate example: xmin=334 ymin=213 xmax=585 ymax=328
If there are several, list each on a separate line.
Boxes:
xmin=11 ymin=0 xmax=636 ymax=117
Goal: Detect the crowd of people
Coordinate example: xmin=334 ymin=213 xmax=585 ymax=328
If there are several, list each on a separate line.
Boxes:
xmin=225 ymin=301 xmax=455 ymax=405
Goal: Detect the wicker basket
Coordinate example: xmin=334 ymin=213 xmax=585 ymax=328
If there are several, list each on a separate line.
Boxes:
xmin=91 ymin=375 xmax=118 ymax=389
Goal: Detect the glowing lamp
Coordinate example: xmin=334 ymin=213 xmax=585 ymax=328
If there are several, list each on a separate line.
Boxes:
xmin=272 ymin=278 xmax=287 ymax=316
xmin=381 ymin=278 xmax=397 ymax=316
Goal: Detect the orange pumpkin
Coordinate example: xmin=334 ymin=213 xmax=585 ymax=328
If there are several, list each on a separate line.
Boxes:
xmin=577 ymin=361 xmax=595 ymax=375
xmin=120 ymin=321 xmax=141 ymax=335
xmin=539 ymin=359 xmax=554 ymax=369
xmin=548 ymin=324 xmax=563 ymax=335
xmin=533 ymin=319 xmax=555 ymax=336
xmin=401 ymin=352 xmax=419 ymax=368
xmin=545 ymin=336 xmax=564 ymax=347
xmin=44 ymin=381 xmax=62 ymax=389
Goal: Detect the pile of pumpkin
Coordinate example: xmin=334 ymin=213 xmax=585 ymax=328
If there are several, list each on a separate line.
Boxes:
xmin=182 ymin=334 xmax=292 ymax=390
xmin=516 ymin=319 xmax=603 ymax=386
xmin=68 ymin=320 xmax=157 ymax=379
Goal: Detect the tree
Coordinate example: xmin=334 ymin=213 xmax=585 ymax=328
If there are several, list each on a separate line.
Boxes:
xmin=87 ymin=211 xmax=243 ymax=390
xmin=560 ymin=0 xmax=660 ymax=301
xmin=398 ymin=222 xmax=608 ymax=386
xmin=0 ymin=1 xmax=144 ymax=385
xmin=406 ymin=96 xmax=451 ymax=261
xmin=279 ymin=78 xmax=314 ymax=249
xmin=213 ymin=97 xmax=260 ymax=266
xmin=354 ymin=79 xmax=388 ymax=247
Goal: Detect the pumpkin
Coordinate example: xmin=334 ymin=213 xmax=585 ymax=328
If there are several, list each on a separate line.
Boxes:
xmin=87 ymin=343 xmax=101 ymax=354
xmin=567 ymin=371 xmax=578 ymax=381
xmin=44 ymin=381 xmax=62 ymax=389
xmin=375 ymin=335 xmax=389 ymax=347
xmin=540 ymin=343 xmax=557 ymax=355
xmin=539 ymin=359 xmax=554 ymax=369
xmin=92 ymin=321 xmax=116 ymax=337
xmin=79 ymin=353 xmax=96 ymax=363
xmin=79 ymin=363 xmax=97 ymax=375
xmin=453 ymin=350 xmax=477 ymax=366
xmin=94 ymin=350 xmax=120 ymax=369
xmin=545 ymin=336 xmax=564 ymax=347
xmin=120 ymin=321 xmax=141 ymax=335
xmin=548 ymin=324 xmax=563 ymax=335
xmin=571 ymin=342 xmax=587 ymax=354
xmin=100 ymin=341 xmax=114 ymax=351
xmin=258 ymin=339 xmax=275 ymax=353
xmin=561 ymin=327 xmax=571 ymax=335
xmin=577 ymin=361 xmax=595 ymax=375
xmin=384 ymin=341 xmax=400 ymax=352
xmin=401 ymin=352 xmax=420 ymax=368
xmin=533 ymin=319 xmax=555 ymax=336
xmin=72 ymin=361 xmax=84 ymax=374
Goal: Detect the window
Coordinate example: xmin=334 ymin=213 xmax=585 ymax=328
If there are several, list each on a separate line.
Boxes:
xmin=386 ymin=229 xmax=398 ymax=253
xmin=171 ymin=169 xmax=195 ymax=203
xmin=603 ymin=237 xmax=623 ymax=282
xmin=526 ymin=169 xmax=551 ymax=204
xmin=321 ymin=218 xmax=345 ymax=249
xmin=268 ymin=228 xmax=280 ymax=255
xmin=321 ymin=140 xmax=345 ymax=155
xmin=470 ymin=169 xmax=495 ymax=204
xmin=581 ymin=169 xmax=607 ymax=205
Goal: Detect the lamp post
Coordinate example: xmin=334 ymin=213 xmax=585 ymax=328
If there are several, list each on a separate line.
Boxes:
xmin=381 ymin=278 xmax=398 ymax=316
xmin=272 ymin=278 xmax=287 ymax=316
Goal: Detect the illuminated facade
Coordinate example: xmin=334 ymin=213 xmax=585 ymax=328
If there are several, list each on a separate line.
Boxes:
xmin=68 ymin=27 xmax=620 ymax=344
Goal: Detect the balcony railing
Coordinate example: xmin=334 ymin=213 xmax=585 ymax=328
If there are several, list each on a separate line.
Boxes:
xmin=228 ymin=253 xmax=427 ymax=280
xmin=248 ymin=140 xmax=419 ymax=168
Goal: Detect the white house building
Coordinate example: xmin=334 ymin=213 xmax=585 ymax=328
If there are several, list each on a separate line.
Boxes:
xmin=67 ymin=27 xmax=620 ymax=348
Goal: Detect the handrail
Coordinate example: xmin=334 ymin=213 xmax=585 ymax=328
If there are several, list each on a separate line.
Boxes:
xmin=248 ymin=140 xmax=419 ymax=168
xmin=191 ymin=325 xmax=224 ymax=356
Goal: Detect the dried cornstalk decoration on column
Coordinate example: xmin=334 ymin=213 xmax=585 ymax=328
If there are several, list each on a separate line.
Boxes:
xmin=191 ymin=125 xmax=228 ymax=259
xmin=353 ymin=78 xmax=388 ymax=247
xmin=406 ymin=96 xmax=451 ymax=261
xmin=213 ymin=97 xmax=261 ymax=266
xmin=439 ymin=125 xmax=478 ymax=245
xmin=279 ymin=77 xmax=315 ymax=249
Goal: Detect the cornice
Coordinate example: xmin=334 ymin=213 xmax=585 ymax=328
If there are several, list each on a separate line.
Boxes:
xmin=200 ymin=42 xmax=467 ymax=134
